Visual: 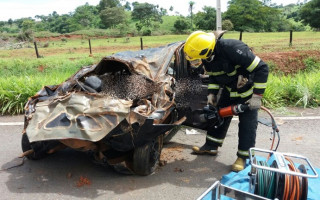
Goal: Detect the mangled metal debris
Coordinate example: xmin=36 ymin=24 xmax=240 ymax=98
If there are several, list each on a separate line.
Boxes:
xmin=22 ymin=41 xmax=207 ymax=175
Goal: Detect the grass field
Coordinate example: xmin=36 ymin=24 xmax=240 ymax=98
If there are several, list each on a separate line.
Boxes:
xmin=1 ymin=31 xmax=320 ymax=114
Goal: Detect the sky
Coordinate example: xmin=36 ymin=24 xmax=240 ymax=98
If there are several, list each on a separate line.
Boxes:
xmin=0 ymin=0 xmax=302 ymax=22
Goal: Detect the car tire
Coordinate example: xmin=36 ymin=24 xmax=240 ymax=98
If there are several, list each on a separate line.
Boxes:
xmin=21 ymin=133 xmax=59 ymax=160
xmin=132 ymin=135 xmax=163 ymax=176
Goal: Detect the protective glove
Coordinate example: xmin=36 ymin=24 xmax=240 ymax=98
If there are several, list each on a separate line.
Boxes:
xmin=246 ymin=94 xmax=262 ymax=110
xmin=207 ymin=93 xmax=216 ymax=106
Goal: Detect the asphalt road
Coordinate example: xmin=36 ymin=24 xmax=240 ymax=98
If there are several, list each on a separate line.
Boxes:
xmin=1 ymin=109 xmax=320 ymax=200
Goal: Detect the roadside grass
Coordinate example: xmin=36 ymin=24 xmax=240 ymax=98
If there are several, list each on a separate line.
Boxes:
xmin=1 ymin=32 xmax=320 ymax=114
xmin=0 ymin=73 xmax=71 ymax=114
xmin=0 ymin=57 xmax=96 ymax=114
xmin=264 ymin=71 xmax=320 ymax=108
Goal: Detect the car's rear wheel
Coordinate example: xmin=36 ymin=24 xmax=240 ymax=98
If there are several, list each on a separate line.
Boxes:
xmin=132 ymin=135 xmax=163 ymax=176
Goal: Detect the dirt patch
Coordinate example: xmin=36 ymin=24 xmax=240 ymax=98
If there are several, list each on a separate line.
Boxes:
xmin=76 ymin=176 xmax=91 ymax=187
xmin=258 ymin=50 xmax=320 ymax=74
xmin=160 ymin=145 xmax=185 ymax=163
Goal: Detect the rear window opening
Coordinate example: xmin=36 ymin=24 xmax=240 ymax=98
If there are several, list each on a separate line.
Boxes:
xmin=99 ymin=73 xmax=160 ymax=100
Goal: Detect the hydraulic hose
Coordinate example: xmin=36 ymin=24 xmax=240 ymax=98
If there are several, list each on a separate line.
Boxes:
xmin=254 ymin=157 xmax=308 ymax=200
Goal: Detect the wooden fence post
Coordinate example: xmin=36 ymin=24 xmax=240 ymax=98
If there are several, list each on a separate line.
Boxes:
xmin=34 ymin=41 xmax=40 ymax=58
xmin=239 ymin=30 xmax=243 ymax=41
xmin=140 ymin=37 xmax=143 ymax=50
xmin=289 ymin=30 xmax=293 ymax=46
xmin=88 ymin=39 xmax=92 ymax=55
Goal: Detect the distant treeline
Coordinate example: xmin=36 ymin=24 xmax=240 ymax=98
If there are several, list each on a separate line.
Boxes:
xmin=0 ymin=0 xmax=319 ymax=39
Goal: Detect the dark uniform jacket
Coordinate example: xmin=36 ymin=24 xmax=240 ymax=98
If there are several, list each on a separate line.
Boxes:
xmin=202 ymin=38 xmax=269 ymax=102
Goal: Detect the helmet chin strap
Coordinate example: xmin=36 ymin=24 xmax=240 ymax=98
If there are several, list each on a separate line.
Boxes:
xmin=206 ymin=54 xmax=215 ymax=62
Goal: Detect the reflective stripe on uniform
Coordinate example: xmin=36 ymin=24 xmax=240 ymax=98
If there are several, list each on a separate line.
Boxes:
xmin=238 ymin=149 xmax=249 ymax=157
xmin=226 ymin=86 xmax=254 ymax=98
xmin=206 ymin=71 xmax=225 ymax=76
xmin=227 ymin=70 xmax=237 ymax=76
xmin=208 ymin=84 xmax=220 ymax=89
xmin=206 ymin=135 xmax=224 ymax=144
xmin=254 ymin=82 xmax=267 ymax=89
xmin=246 ymin=56 xmax=261 ymax=72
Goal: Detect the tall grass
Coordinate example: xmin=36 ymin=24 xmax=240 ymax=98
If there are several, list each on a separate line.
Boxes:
xmin=0 ymin=57 xmax=96 ymax=114
xmin=264 ymin=71 xmax=320 ymax=108
xmin=0 ymin=74 xmax=66 ymax=114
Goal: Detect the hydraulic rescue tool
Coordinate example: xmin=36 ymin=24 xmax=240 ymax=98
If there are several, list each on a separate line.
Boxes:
xmin=189 ymin=104 xmax=249 ymax=130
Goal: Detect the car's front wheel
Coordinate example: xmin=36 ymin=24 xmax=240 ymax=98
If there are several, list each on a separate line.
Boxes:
xmin=21 ymin=133 xmax=59 ymax=160
xmin=132 ymin=135 xmax=163 ymax=176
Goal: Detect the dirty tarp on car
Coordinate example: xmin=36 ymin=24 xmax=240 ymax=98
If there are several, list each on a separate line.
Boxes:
xmin=25 ymin=42 xmax=185 ymax=144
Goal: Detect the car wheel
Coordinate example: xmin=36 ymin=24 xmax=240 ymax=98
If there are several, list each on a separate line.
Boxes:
xmin=21 ymin=133 xmax=59 ymax=160
xmin=132 ymin=135 xmax=163 ymax=176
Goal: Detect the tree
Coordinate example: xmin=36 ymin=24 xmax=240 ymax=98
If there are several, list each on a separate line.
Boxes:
xmin=131 ymin=2 xmax=163 ymax=28
xmin=8 ymin=19 xmax=13 ymax=26
xmin=222 ymin=19 xmax=234 ymax=30
xmin=98 ymin=0 xmax=121 ymax=11
xmin=52 ymin=14 xmax=73 ymax=33
xmin=174 ymin=17 xmax=190 ymax=33
xmin=188 ymin=1 xmax=195 ymax=30
xmin=225 ymin=0 xmax=281 ymax=31
xmin=194 ymin=6 xmax=216 ymax=30
xmin=14 ymin=17 xmax=34 ymax=29
xmin=21 ymin=19 xmax=35 ymax=31
xmin=100 ymin=7 xmax=126 ymax=28
xmin=300 ymin=0 xmax=320 ymax=29
xmin=124 ymin=2 xmax=131 ymax=11
xmin=160 ymin=8 xmax=167 ymax=16
xmin=260 ymin=0 xmax=271 ymax=6
xmin=71 ymin=3 xmax=100 ymax=30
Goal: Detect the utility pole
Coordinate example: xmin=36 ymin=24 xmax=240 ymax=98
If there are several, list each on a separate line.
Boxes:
xmin=216 ymin=0 xmax=222 ymax=30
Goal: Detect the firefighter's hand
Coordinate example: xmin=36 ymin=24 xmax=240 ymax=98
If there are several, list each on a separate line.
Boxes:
xmin=246 ymin=94 xmax=262 ymax=110
xmin=207 ymin=94 xmax=216 ymax=106
xmin=237 ymin=75 xmax=248 ymax=89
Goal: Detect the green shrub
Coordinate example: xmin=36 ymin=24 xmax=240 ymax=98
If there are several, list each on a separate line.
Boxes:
xmin=142 ymin=29 xmax=152 ymax=36
xmin=16 ymin=30 xmax=34 ymax=42
xmin=304 ymin=57 xmax=320 ymax=72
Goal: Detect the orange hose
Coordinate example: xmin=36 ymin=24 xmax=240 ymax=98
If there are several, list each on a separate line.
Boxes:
xmin=286 ymin=157 xmax=301 ymax=200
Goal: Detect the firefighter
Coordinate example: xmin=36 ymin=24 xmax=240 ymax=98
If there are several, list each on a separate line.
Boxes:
xmin=184 ymin=31 xmax=269 ymax=172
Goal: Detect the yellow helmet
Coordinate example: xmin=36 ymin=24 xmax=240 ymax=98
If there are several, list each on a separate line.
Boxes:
xmin=184 ymin=31 xmax=216 ymax=61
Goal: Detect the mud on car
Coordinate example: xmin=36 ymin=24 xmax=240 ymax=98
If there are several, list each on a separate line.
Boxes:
xmin=21 ymin=40 xmax=209 ymax=175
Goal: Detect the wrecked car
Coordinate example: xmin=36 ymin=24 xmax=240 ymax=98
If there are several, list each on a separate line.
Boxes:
xmin=21 ymin=40 xmax=210 ymax=175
